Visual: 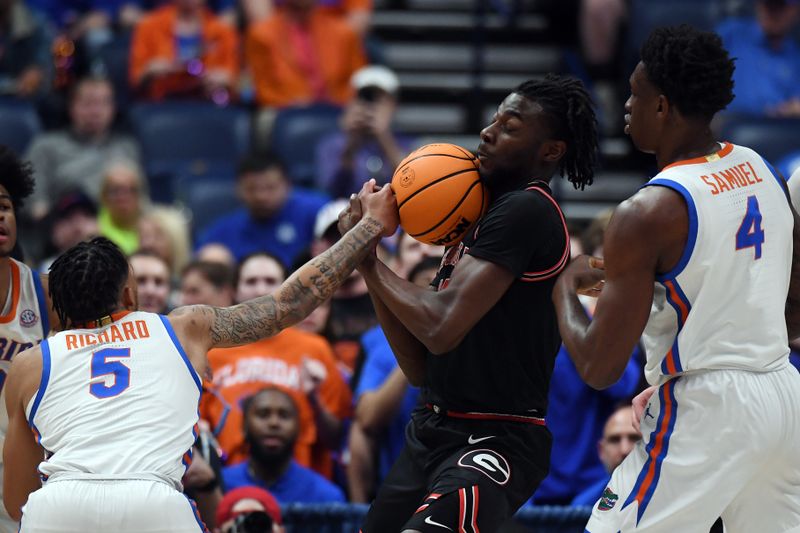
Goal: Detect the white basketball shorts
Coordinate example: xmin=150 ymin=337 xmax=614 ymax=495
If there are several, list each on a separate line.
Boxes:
xmin=586 ymin=364 xmax=800 ymax=533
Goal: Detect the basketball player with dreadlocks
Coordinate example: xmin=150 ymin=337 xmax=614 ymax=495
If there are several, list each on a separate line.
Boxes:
xmin=2 ymin=184 xmax=397 ymax=532
xmin=339 ymin=74 xmax=598 ymax=532
xmin=0 ymin=147 xmax=58 ymax=533
xmin=555 ymin=26 xmax=800 ymax=531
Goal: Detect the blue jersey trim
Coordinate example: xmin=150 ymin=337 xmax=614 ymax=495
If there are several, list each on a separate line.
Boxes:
xmin=643 ymin=179 xmax=699 ymax=282
xmin=28 ymin=339 xmax=51 ymax=433
xmin=32 ymin=273 xmax=49 ymax=338
xmin=159 ymin=315 xmax=202 ymax=394
xmin=183 ymin=494 xmax=209 ymax=532
xmin=759 ymin=155 xmax=791 ymax=202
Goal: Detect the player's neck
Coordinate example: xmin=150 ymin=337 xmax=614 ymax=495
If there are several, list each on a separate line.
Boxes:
xmin=655 ymin=125 xmax=718 ymax=171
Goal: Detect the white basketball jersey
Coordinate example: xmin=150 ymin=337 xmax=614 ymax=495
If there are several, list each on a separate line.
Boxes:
xmin=641 ymin=142 xmax=793 ymax=386
xmin=0 ymin=258 xmax=48 ymax=529
xmin=26 ymin=311 xmax=201 ymax=488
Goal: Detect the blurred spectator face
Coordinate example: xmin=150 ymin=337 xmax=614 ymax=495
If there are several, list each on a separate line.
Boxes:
xmin=174 ymin=0 xmax=204 ymax=12
xmin=195 ymin=242 xmax=236 ymax=268
xmin=598 ymin=406 xmax=641 ymax=473
xmin=70 ymin=79 xmax=115 ymax=138
xmin=50 ymin=193 xmax=98 ymax=253
xmin=237 ymin=167 xmax=290 ymax=221
xmin=138 ymin=216 xmax=174 ymax=270
xmin=296 ymin=299 xmax=331 ymax=334
xmin=244 ymin=388 xmax=300 ymax=464
xmin=130 ymin=254 xmax=171 ymax=313
xmin=395 ymin=232 xmax=443 ymax=278
xmin=284 ymin=0 xmax=317 ymax=12
xmin=0 ymin=185 xmax=17 ymax=257
xmin=180 ymin=267 xmax=233 ymax=307
xmin=236 ymin=254 xmax=286 ymax=303
xmin=101 ymin=163 xmax=142 ymax=226
xmin=757 ymin=0 xmax=800 ymax=40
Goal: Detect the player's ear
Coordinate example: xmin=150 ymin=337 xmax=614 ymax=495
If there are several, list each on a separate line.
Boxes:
xmin=541 ymin=140 xmax=567 ymax=164
xmin=656 ymin=94 xmax=669 ymax=116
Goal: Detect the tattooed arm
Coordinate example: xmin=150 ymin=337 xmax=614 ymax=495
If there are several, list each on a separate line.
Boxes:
xmin=168 ymin=184 xmax=399 ymax=371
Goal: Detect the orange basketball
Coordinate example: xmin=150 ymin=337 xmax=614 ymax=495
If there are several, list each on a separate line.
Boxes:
xmin=391 ymin=143 xmax=488 ymax=246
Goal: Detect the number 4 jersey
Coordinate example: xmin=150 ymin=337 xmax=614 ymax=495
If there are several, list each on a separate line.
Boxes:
xmin=641 ymin=142 xmax=793 ymax=386
xmin=26 ymin=311 xmax=201 ymax=487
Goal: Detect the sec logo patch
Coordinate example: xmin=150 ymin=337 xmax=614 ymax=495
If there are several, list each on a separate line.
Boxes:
xmin=20 ymin=309 xmax=38 ymax=328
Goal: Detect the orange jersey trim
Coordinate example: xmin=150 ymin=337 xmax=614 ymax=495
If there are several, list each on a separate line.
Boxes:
xmin=662 ymin=142 xmax=734 ymax=171
xmin=0 ymin=260 xmax=21 ymax=324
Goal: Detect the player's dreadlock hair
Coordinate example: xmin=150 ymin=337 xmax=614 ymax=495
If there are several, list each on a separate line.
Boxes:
xmin=514 ymin=74 xmax=598 ymax=190
xmin=640 ymin=25 xmax=735 ymax=121
xmin=49 ymin=237 xmax=131 ymax=327
xmin=0 ymin=145 xmax=35 ymax=209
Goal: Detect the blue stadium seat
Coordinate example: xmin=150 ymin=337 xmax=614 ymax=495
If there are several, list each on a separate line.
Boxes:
xmin=719 ymin=115 xmax=800 ymax=167
xmin=0 ymin=99 xmax=42 ymax=155
xmin=129 ymin=102 xmax=251 ymax=202
xmin=95 ymin=35 xmax=132 ymax=111
xmin=270 ymin=104 xmax=342 ymax=187
xmin=627 ymin=0 xmax=721 ymax=69
xmin=173 ymin=172 xmax=239 ymax=238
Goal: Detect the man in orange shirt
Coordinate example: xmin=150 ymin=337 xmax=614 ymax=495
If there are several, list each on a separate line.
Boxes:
xmin=245 ymin=0 xmax=366 ymax=108
xmin=129 ymin=0 xmax=238 ymax=102
xmin=200 ymin=253 xmax=351 ymax=477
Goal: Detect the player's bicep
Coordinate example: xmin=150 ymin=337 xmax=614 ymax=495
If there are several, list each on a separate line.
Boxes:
xmin=433 ymin=254 xmax=516 ymax=352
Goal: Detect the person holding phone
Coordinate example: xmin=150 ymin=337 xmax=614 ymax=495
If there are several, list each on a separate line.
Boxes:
xmin=315 ymin=65 xmax=416 ymax=197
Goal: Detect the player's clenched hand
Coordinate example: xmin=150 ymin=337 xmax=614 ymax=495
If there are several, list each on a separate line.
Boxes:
xmin=632 ymin=385 xmax=657 ymax=433
xmin=359 ymin=179 xmax=399 ymax=237
xmin=559 ymin=255 xmax=606 ymax=297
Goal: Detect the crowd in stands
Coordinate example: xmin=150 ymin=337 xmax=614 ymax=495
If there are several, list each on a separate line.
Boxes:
xmin=2 ymin=0 xmax=800 ymax=529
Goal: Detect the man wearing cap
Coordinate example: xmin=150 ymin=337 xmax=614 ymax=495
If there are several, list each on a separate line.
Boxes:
xmin=716 ymin=0 xmax=800 ymax=116
xmin=315 ymin=65 xmax=416 ymax=198
xmin=195 ymin=151 xmax=327 ymax=266
xmin=216 ymin=486 xmax=284 ymax=533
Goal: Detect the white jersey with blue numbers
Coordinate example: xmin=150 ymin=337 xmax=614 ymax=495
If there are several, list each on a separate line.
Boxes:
xmin=26 ymin=311 xmax=201 ymax=489
xmin=641 ymin=142 xmax=793 ymax=386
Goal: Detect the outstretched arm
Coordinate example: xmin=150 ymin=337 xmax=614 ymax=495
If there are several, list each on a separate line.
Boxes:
xmin=171 ymin=184 xmax=398 ymax=371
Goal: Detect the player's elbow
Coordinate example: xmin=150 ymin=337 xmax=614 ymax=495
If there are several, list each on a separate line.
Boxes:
xmin=580 ymin=362 xmax=623 ymax=390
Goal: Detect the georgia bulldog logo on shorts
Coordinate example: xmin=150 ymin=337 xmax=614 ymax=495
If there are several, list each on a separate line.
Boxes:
xmin=457 ymin=449 xmax=511 ymax=485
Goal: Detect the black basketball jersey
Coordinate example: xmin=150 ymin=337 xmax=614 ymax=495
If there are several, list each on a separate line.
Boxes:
xmin=424 ymin=182 xmax=569 ymax=417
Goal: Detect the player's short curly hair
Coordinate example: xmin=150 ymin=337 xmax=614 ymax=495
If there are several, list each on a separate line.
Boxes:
xmin=514 ymin=74 xmax=598 ymax=190
xmin=640 ymin=25 xmax=735 ymax=120
xmin=0 ymin=145 xmax=35 ymax=209
xmin=49 ymin=237 xmax=130 ymax=327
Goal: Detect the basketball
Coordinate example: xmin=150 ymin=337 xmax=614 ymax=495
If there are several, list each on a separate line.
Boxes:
xmin=391 ymin=143 xmax=488 ymax=247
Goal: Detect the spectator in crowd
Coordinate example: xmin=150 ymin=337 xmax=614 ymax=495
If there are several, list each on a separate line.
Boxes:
xmin=307 ymin=198 xmax=378 ymax=378
xmin=216 ymin=486 xmax=284 ymax=533
xmin=129 ymin=0 xmax=238 ymax=103
xmin=242 ymin=0 xmax=372 ymax=37
xmin=348 ymin=255 xmax=439 ymax=503
xmin=245 ymin=0 xmax=366 ymax=109
xmin=179 ymin=260 xmax=235 ymax=306
xmin=138 ymin=205 xmax=191 ymax=278
xmin=38 ymin=189 xmax=98 ymax=272
xmin=201 ymin=252 xmax=351 ymax=477
xmin=717 ymin=0 xmax=800 ymax=116
xmin=571 ymin=405 xmax=641 ymax=506
xmin=196 ymin=242 xmax=237 ymax=269
xmin=222 ymin=387 xmax=346 ymax=503
xmin=26 ymin=76 xmax=141 ymax=219
xmin=129 ymin=249 xmax=172 ymax=313
xmin=531 ymin=212 xmax=642 ymax=506
xmin=316 ymin=65 xmax=414 ymax=198
xmin=0 ymin=0 xmax=52 ymax=99
xmin=196 ymin=152 xmax=327 ymax=267
xmin=97 ymin=158 xmax=146 ymax=254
